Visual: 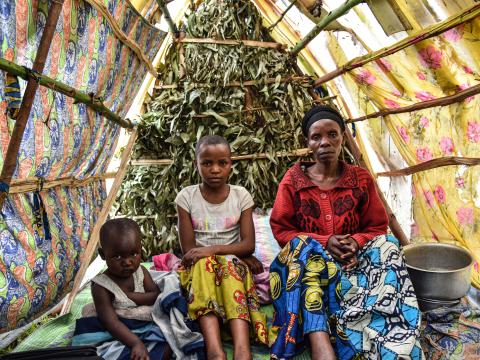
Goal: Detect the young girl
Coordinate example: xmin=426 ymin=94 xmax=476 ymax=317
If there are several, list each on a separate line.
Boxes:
xmin=176 ymin=135 xmax=267 ymax=360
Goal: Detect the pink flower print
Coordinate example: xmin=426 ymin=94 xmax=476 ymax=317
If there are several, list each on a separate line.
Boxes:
xmin=434 ymin=185 xmax=446 ymax=204
xmin=416 ymin=147 xmax=433 ymax=162
xmin=391 ymin=89 xmax=402 ymax=97
xmin=415 ymin=91 xmax=436 ymax=101
xmin=397 ymin=126 xmax=410 ymax=143
xmin=355 ymin=69 xmax=376 ymax=85
xmin=457 ymin=83 xmax=474 ymax=103
xmin=456 ymin=207 xmax=474 ymax=226
xmin=419 ymin=45 xmax=443 ymax=69
xmin=443 ymin=24 xmax=465 ymax=42
xmin=416 ymin=71 xmax=427 ymax=80
xmin=463 ymin=65 xmax=474 ymax=74
xmin=439 ymin=137 xmax=454 ymax=155
xmin=419 ymin=116 xmax=430 ymax=128
xmin=455 ymin=177 xmax=465 ymax=189
xmin=467 ymin=121 xmax=480 ymax=143
xmin=423 ymin=190 xmax=435 ymax=208
xmin=378 ymin=58 xmax=392 ymax=72
xmin=384 ymin=98 xmax=401 ymax=109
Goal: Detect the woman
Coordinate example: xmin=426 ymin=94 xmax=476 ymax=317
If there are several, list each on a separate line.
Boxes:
xmin=269 ymin=106 xmax=422 ymax=360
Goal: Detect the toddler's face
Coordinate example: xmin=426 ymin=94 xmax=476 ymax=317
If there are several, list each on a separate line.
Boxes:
xmin=196 ymin=144 xmax=232 ymax=188
xmin=102 ymin=232 xmax=141 ymax=279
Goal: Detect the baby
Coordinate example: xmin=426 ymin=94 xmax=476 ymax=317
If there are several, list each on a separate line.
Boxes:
xmin=91 ymin=218 xmax=165 ymax=360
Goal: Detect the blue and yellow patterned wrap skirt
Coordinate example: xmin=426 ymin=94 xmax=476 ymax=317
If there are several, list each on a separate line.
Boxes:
xmin=269 ymin=235 xmax=423 ymax=360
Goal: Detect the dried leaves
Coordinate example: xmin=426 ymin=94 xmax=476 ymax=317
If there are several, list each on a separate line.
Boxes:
xmin=114 ymin=0 xmax=315 ymax=258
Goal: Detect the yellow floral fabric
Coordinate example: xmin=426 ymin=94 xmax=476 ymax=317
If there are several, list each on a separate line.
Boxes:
xmin=179 ymin=255 xmax=269 ymax=345
xmin=327 ymin=16 xmax=480 ymax=286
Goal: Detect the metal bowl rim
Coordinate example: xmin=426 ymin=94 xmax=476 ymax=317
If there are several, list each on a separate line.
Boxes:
xmin=403 ymin=243 xmax=473 ymax=274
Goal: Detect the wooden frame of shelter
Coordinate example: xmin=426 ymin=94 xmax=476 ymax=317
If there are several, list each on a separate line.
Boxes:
xmin=1 ymin=0 xmax=479 ymax=321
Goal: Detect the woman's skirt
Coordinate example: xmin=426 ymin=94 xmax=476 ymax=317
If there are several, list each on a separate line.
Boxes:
xmin=179 ymin=255 xmax=268 ymax=345
xmin=269 ymin=235 xmax=423 ymax=359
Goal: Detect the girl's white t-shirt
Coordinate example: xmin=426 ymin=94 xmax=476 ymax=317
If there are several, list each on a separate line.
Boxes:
xmin=175 ymin=184 xmax=254 ymax=247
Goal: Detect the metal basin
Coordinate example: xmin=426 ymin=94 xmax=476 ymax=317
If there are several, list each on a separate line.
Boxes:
xmin=403 ymin=243 xmax=473 ymax=301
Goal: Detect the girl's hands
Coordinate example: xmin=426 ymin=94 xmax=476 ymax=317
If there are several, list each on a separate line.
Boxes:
xmin=241 ymin=255 xmax=264 ymax=275
xmin=327 ymin=234 xmax=359 ymax=270
xmin=182 ymin=246 xmax=216 ymax=267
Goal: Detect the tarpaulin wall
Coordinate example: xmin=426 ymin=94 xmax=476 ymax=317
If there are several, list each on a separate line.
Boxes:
xmin=0 ymin=0 xmax=165 ymax=331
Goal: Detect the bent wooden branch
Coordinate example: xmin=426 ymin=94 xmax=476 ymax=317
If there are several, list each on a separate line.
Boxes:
xmin=291 ymin=0 xmax=364 ymax=56
xmin=346 ymin=84 xmax=480 ymax=123
xmin=314 ymin=3 xmax=480 ymax=87
xmin=86 ymin=0 xmax=158 ymax=77
xmin=376 ymin=157 xmax=480 ymax=177
xmin=0 ymin=58 xmax=134 ymax=129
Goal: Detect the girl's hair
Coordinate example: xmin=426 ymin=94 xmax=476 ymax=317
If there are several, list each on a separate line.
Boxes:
xmin=195 ymin=135 xmax=231 ymax=155
xmin=301 ymin=105 xmax=345 ymax=136
xmin=100 ymin=218 xmax=140 ymax=248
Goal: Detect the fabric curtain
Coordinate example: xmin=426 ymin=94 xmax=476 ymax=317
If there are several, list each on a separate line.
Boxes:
xmin=0 ymin=0 xmax=166 ymax=330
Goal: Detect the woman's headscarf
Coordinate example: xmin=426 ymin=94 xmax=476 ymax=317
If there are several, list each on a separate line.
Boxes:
xmin=301 ymin=105 xmax=345 ymax=136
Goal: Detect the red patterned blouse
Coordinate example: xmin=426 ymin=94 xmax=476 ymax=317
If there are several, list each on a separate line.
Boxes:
xmin=270 ymin=161 xmax=388 ymax=248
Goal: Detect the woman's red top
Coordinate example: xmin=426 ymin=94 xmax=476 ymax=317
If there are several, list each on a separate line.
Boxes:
xmin=270 ymin=161 xmax=388 ymax=248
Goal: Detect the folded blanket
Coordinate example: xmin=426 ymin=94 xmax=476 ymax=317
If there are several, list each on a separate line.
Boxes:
xmin=72 ymin=317 xmax=167 ymax=360
xmin=151 ymin=271 xmax=204 ymax=359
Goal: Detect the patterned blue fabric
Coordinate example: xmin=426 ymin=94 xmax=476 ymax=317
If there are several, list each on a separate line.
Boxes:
xmin=270 ymin=235 xmax=423 ymax=359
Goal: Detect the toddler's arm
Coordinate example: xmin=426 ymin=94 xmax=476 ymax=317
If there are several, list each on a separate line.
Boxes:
xmin=124 ymin=266 xmax=160 ymax=306
xmin=92 ymin=283 xmax=149 ymax=359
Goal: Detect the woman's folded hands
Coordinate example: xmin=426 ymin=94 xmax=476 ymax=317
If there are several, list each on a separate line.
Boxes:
xmin=327 ymin=234 xmax=360 ymax=270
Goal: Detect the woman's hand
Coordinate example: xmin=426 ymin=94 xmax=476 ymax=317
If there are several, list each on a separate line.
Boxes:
xmin=327 ymin=234 xmax=350 ymax=263
xmin=131 ymin=340 xmax=149 ymax=360
xmin=182 ymin=246 xmax=216 ymax=267
xmin=241 ymin=255 xmax=264 ymax=275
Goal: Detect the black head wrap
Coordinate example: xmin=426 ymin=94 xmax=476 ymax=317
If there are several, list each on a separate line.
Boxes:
xmin=301 ymin=105 xmax=345 ymax=137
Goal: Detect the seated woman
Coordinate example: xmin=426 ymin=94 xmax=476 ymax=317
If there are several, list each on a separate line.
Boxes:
xmin=269 ymin=106 xmax=422 ymax=360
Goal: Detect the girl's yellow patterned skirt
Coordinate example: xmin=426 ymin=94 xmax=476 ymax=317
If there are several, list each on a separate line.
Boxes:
xmin=179 ymin=255 xmax=268 ymax=345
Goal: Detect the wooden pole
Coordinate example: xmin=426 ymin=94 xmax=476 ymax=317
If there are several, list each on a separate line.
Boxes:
xmin=268 ymin=0 xmax=298 ymax=32
xmin=346 ymin=84 xmax=480 ymax=123
xmin=290 ymin=0 xmax=364 ymax=56
xmin=314 ymin=3 xmax=480 ymax=87
xmin=129 ymin=148 xmax=312 ymax=166
xmin=0 ymin=58 xmax=134 ymax=129
xmin=0 ymin=0 xmax=64 ymax=209
xmin=177 ymin=30 xmax=186 ymax=79
xmin=154 ymin=75 xmax=311 ymax=89
xmin=86 ymin=0 xmax=158 ymax=77
xmin=61 ymin=128 xmax=138 ymax=315
xmin=343 ymin=125 xmax=410 ymax=245
xmin=376 ymin=156 xmax=480 ymax=177
xmin=9 ymin=172 xmax=117 ymax=194
xmin=176 ymin=37 xmax=286 ymax=50
xmin=155 ymin=0 xmax=178 ymax=35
